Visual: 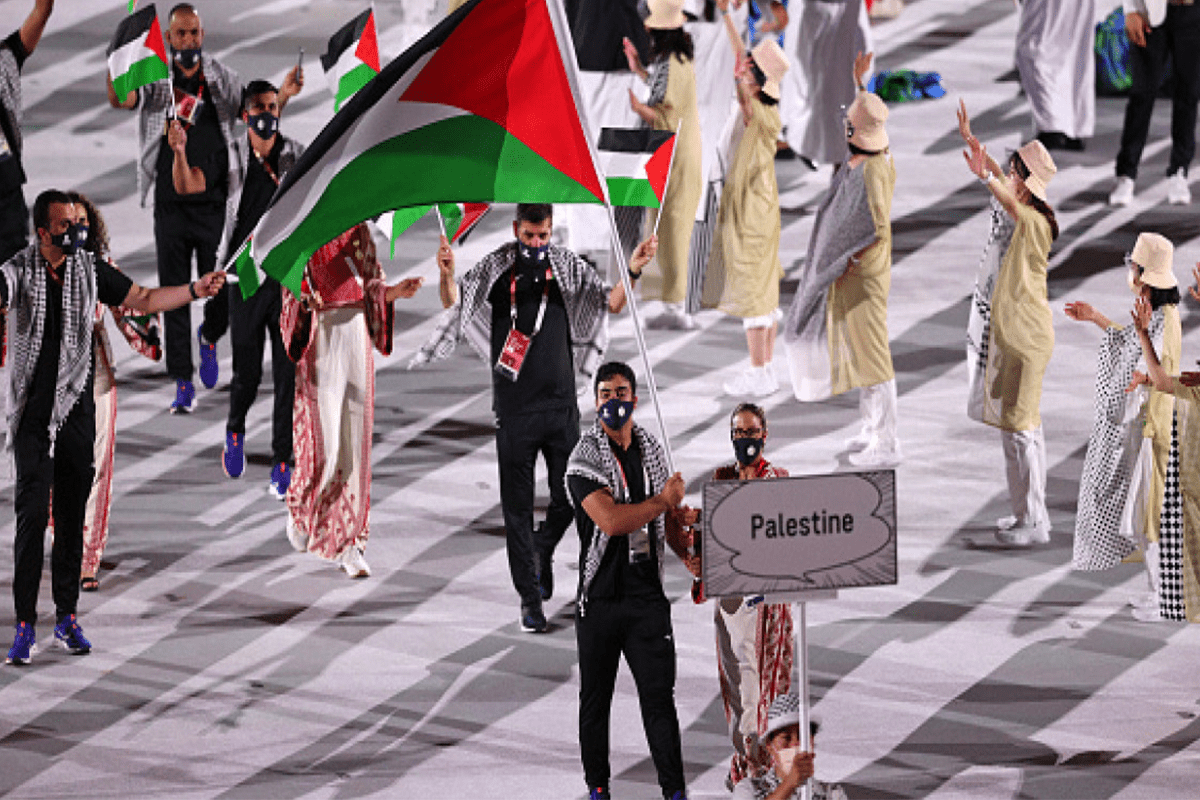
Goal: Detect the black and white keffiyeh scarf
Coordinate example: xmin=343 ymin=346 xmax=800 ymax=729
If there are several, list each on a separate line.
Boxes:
xmin=409 ymin=242 xmax=611 ymax=380
xmin=0 ymin=243 xmax=97 ymax=453
xmin=566 ymin=419 xmax=672 ymax=615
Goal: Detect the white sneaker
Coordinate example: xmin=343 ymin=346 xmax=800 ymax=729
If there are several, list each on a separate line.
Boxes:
xmin=1167 ymin=170 xmax=1191 ymax=204
xmin=724 ymin=367 xmax=759 ymax=397
xmin=286 ymin=515 xmax=308 ymax=553
xmin=994 ymin=523 xmax=1049 ymax=547
xmin=845 ymin=429 xmax=871 ymax=451
xmin=756 ymin=366 xmax=779 ymax=397
xmin=339 ymin=546 xmax=371 ymax=578
xmin=1131 ymin=604 xmax=1163 ymax=623
xmin=646 ymin=306 xmax=698 ymax=331
xmin=1109 ymin=176 xmax=1135 ymax=206
xmin=848 ymin=441 xmax=901 ymax=468
xmin=996 ymin=515 xmax=1020 ymax=531
xmin=1130 ymin=591 xmax=1157 ymax=611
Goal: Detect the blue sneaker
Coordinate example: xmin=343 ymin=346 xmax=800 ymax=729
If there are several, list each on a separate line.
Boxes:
xmin=170 ymin=379 xmax=195 ymax=414
xmin=5 ymin=621 xmax=35 ymax=665
xmin=223 ymin=431 xmax=245 ymax=478
xmin=663 ymin=792 xmax=688 ymax=800
xmin=520 ymin=603 xmax=548 ymax=633
xmin=197 ymin=325 xmax=218 ymax=389
xmin=267 ymin=462 xmax=291 ymax=500
xmin=589 ymin=788 xmax=611 ymax=800
xmin=53 ymin=614 xmax=91 ymax=655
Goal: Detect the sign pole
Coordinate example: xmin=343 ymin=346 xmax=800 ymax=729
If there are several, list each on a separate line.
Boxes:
xmin=797 ymin=600 xmax=812 ymax=800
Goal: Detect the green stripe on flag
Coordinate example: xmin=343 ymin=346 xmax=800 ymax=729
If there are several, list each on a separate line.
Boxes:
xmin=605 ymin=177 xmax=660 ymax=208
xmin=335 ymin=62 xmax=378 ymax=112
xmin=232 ymin=240 xmax=261 ymax=299
xmin=258 ymin=115 xmax=603 ymax=296
xmin=112 ymin=53 xmax=169 ymax=100
xmin=127 ymin=0 xmax=137 ymax=13
xmin=437 ymin=203 xmax=463 ymax=241
xmin=388 ymin=205 xmax=431 ymax=258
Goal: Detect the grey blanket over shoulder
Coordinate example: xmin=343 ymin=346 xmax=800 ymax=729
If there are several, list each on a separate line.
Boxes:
xmin=782 ymin=163 xmax=877 ymax=346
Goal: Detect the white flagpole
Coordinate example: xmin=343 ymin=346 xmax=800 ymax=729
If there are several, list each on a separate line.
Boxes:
xmin=606 ymin=205 xmax=674 ymax=473
xmin=433 ymin=203 xmax=447 ymax=239
xmin=651 ymin=120 xmax=683 ymax=240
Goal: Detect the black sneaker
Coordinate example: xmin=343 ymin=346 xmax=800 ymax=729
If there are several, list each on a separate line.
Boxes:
xmin=536 ymin=544 xmax=553 ymax=602
xmin=520 ymin=604 xmax=548 ymax=633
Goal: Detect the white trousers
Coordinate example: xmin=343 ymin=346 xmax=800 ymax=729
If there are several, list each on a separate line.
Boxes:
xmin=858 ymin=379 xmax=899 ymax=449
xmin=1001 ymin=425 xmax=1050 ymax=531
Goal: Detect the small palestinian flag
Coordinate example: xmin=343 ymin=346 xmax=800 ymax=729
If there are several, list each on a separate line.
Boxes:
xmin=230 ymin=237 xmax=269 ymax=299
xmin=107 ymin=4 xmax=169 ymax=100
xmin=320 ymin=9 xmax=381 ymax=113
xmin=437 ymin=203 xmax=490 ymax=245
xmin=378 ymin=205 xmax=433 ymax=258
xmin=598 ymin=128 xmax=676 ymax=209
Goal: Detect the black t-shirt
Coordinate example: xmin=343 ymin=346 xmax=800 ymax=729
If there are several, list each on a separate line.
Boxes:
xmin=19 ymin=256 xmax=134 ymax=436
xmin=568 ymin=434 xmax=664 ymax=602
xmin=154 ymin=64 xmax=229 ymax=208
xmin=488 ymin=260 xmax=576 ymax=417
xmin=229 ymin=135 xmax=282 ymax=250
xmin=0 ymin=30 xmax=29 ymax=193
xmin=569 ymin=0 xmax=649 ymax=72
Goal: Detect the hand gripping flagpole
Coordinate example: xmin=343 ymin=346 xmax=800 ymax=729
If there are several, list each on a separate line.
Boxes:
xmin=606 ymin=205 xmax=674 ymax=474
xmin=650 ymin=120 xmax=683 ymax=241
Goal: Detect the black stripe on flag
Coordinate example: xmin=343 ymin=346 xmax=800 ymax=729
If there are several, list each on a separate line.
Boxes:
xmin=598 ymin=127 xmax=673 ymax=154
xmin=320 ymin=8 xmax=373 ymax=73
xmin=107 ymin=4 xmax=158 ymax=56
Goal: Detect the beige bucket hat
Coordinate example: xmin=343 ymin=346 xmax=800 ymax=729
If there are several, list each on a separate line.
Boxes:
xmin=846 ymin=91 xmax=889 ymax=152
xmin=750 ymin=39 xmax=789 ymax=100
xmin=1016 ymin=140 xmax=1056 ymax=202
xmin=1130 ymin=232 xmax=1177 ymax=289
xmin=645 ymin=0 xmax=687 ymax=29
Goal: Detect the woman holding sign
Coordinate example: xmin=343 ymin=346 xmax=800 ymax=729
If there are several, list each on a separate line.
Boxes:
xmin=711 ymin=402 xmax=794 ymax=789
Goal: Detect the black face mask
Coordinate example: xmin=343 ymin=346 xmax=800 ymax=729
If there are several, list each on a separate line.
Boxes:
xmin=732 ymin=436 xmax=764 ymax=467
xmin=49 ymin=223 xmax=80 ymax=255
xmin=517 ymin=241 xmax=550 ymax=265
xmin=247 ymin=111 xmax=279 ymax=139
xmin=173 ymin=46 xmax=202 ymax=69
xmin=74 ymin=223 xmax=91 ymax=251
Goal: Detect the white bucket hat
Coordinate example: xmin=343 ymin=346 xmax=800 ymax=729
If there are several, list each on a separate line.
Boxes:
xmin=1130 ymin=232 xmax=1177 ymax=289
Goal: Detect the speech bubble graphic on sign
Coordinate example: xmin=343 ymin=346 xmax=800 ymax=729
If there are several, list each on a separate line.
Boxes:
xmin=702 ymin=471 xmax=897 ymax=597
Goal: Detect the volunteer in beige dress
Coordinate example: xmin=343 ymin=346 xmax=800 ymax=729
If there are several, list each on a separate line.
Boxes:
xmin=705 ymin=4 xmax=790 ymax=398
xmin=783 ymin=54 xmax=899 ymax=468
xmin=626 ymin=0 xmax=704 ymax=330
xmin=1066 ymin=235 xmax=1179 ymax=622
xmin=962 ymin=126 xmax=1060 ymax=546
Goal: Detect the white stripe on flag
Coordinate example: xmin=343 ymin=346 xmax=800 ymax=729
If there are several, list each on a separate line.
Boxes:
xmin=599 ymin=150 xmax=651 ymax=181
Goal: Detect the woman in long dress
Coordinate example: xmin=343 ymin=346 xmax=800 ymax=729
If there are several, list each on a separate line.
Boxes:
xmin=281 ymin=224 xmax=422 ymax=578
xmin=959 ymin=104 xmax=1059 ymax=547
xmin=705 ymin=0 xmax=790 ymax=398
xmin=782 ymin=53 xmax=899 ymax=468
xmin=712 ymin=403 xmax=793 ymax=789
xmin=625 ymin=0 xmax=704 ymax=330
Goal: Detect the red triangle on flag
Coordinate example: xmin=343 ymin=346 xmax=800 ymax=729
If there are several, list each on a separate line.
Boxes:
xmin=355 ymin=11 xmax=381 ymax=73
xmin=399 ymin=0 xmax=605 ymax=203
xmin=452 ymin=203 xmax=490 ymax=243
xmin=644 ymin=134 xmax=676 ymax=204
xmin=144 ymin=15 xmax=168 ymax=65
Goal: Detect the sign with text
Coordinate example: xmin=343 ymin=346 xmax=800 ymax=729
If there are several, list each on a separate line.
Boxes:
xmin=701 ymin=470 xmax=897 ymax=597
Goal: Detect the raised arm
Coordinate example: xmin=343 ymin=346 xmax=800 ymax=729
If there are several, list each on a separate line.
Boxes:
xmin=1132 ymin=295 xmax=1172 ymax=391
xmin=1064 ymin=301 xmax=1114 ymax=331
xmin=608 ymin=235 xmax=658 ymax=313
xmin=121 ymin=270 xmax=226 ymax=314
xmin=957 ymin=100 xmax=1004 ymax=179
xmin=964 ymin=136 xmax=1021 ymax=220
xmin=18 ymin=0 xmax=53 ymax=56
xmin=435 ymin=235 xmax=458 ymax=308
xmin=167 ymin=121 xmax=207 ymax=195
xmin=717 ymin=0 xmax=745 ymax=60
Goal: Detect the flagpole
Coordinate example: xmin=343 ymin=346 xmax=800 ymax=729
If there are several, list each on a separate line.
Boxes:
xmin=606 ymin=205 xmax=675 ymax=474
xmin=651 ymin=120 xmax=683 ymax=241
xmin=433 ymin=203 xmax=446 ymax=240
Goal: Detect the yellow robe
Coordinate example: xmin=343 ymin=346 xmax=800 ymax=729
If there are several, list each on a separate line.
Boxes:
xmin=826 ymin=153 xmax=895 ymax=395
xmin=1166 ymin=378 xmax=1200 ymax=622
xmin=1143 ymin=304 xmax=1181 ymax=543
xmin=646 ymin=54 xmax=703 ymax=304
xmin=706 ymin=97 xmax=782 ymax=318
xmin=984 ymin=203 xmax=1054 ymax=432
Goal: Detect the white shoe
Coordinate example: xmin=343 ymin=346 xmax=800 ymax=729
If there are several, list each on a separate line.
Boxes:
xmin=845 ymin=429 xmax=871 ymax=451
xmin=1109 ymin=176 xmax=1135 ymax=206
xmin=1167 ymin=170 xmax=1191 ymax=204
xmin=996 ymin=515 xmax=1020 ymax=531
xmin=339 ymin=546 xmax=371 ymax=578
xmin=1131 ymin=604 xmax=1163 ymax=623
xmin=756 ymin=366 xmax=779 ymax=397
xmin=994 ymin=523 xmax=1049 ymax=547
xmin=848 ymin=440 xmax=901 ymax=468
xmin=724 ymin=366 xmax=776 ymax=397
xmin=646 ymin=306 xmax=697 ymax=331
xmin=286 ymin=515 xmax=308 ymax=553
xmin=1130 ymin=591 xmax=1157 ymax=611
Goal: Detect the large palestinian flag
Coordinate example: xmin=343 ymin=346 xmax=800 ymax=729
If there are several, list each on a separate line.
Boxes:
xmin=598 ymin=127 xmax=676 ymax=208
xmin=247 ymin=0 xmax=608 ymax=297
xmin=320 ymin=9 xmax=381 ymax=113
xmin=107 ymin=4 xmax=169 ymax=100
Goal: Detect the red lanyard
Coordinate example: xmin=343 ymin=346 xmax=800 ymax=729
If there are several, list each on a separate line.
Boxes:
xmin=509 ymin=266 xmax=553 ymax=336
xmin=252 ymin=147 xmax=280 ymax=186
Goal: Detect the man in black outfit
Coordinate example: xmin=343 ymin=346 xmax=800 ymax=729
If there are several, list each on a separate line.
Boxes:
xmin=1109 ymin=0 xmax=1200 ymax=206
xmin=2 ymin=190 xmax=225 ymax=666
xmin=421 ymin=205 xmax=655 ymax=632
xmin=0 ymin=0 xmax=53 ymax=265
xmin=106 ymin=3 xmax=301 ymax=412
xmin=169 ymin=79 xmax=302 ymax=498
xmin=565 ymin=361 xmax=697 ymax=800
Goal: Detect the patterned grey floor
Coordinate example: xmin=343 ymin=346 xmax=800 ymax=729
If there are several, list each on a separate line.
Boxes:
xmin=3 ymin=1 xmax=1200 ymax=798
